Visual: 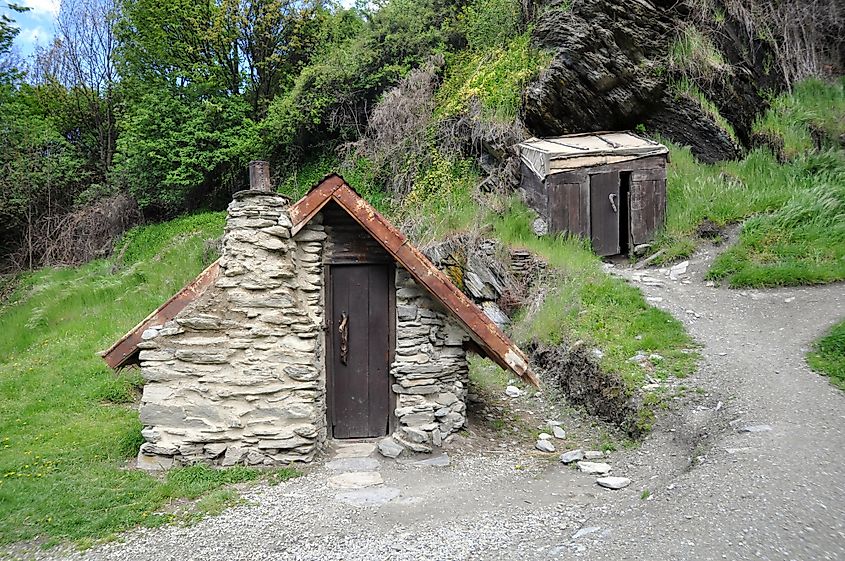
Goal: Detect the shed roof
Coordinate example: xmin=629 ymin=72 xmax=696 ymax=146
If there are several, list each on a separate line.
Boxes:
xmin=102 ymin=174 xmax=539 ymax=387
xmin=518 ymin=131 xmax=668 ymax=180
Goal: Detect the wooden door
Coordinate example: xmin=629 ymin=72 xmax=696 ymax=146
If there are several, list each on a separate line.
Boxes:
xmin=589 ymin=172 xmax=621 ymax=256
xmin=328 ymin=264 xmax=392 ymax=439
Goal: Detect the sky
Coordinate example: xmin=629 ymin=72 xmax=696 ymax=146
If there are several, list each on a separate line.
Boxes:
xmin=10 ymin=0 xmax=60 ymax=58
xmin=10 ymin=0 xmax=360 ymax=60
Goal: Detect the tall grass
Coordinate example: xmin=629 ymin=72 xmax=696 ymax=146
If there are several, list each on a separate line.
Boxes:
xmin=0 ymin=214 xmax=296 ymax=546
xmin=492 ymin=201 xmax=696 ymax=389
xmin=753 ymin=78 xmax=845 ymax=159
xmin=808 ymin=320 xmax=845 ymax=391
xmin=655 ymin=79 xmax=845 ymax=287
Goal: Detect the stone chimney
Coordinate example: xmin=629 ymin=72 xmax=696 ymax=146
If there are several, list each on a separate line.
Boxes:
xmin=135 ymin=162 xmax=328 ymax=469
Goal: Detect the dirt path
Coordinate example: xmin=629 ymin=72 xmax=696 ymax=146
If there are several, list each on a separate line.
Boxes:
xmin=29 ymin=249 xmax=845 ymax=561
xmin=572 ymin=250 xmax=845 ymax=561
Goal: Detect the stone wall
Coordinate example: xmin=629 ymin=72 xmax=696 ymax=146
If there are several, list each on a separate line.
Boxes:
xmin=135 ymin=192 xmax=327 ymax=469
xmin=389 ymin=268 xmax=470 ymax=453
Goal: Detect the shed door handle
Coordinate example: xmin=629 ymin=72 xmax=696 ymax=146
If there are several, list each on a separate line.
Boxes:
xmin=609 ymin=193 xmax=619 ymax=213
xmin=338 ymin=312 xmax=349 ymax=365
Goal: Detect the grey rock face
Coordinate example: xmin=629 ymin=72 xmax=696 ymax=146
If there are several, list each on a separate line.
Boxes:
xmin=523 ymin=0 xmax=778 ymax=163
xmin=536 ymin=440 xmax=556 ymax=453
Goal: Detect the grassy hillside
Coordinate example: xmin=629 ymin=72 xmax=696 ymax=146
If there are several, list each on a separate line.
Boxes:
xmin=0 ymin=213 xmax=298 ymax=547
xmin=656 ymin=78 xmax=845 ymax=287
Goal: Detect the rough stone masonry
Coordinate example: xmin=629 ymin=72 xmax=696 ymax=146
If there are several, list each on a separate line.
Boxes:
xmin=134 ymin=189 xmax=474 ymax=469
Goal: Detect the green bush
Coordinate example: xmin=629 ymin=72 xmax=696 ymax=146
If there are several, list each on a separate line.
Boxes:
xmin=437 ymin=33 xmax=551 ymax=122
xmin=460 ymin=0 xmax=521 ymax=51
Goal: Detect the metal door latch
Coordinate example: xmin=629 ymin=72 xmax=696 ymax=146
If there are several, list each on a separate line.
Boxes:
xmin=608 ymin=193 xmax=619 ymax=213
xmin=339 ymin=312 xmax=349 ymax=365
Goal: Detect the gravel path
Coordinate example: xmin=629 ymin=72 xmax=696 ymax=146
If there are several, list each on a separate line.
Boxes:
xmin=31 ymin=247 xmax=845 ymax=561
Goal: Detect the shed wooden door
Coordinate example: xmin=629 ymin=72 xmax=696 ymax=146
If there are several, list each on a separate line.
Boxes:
xmin=328 ymin=264 xmax=391 ymax=439
xmin=589 ymin=172 xmax=621 ymax=256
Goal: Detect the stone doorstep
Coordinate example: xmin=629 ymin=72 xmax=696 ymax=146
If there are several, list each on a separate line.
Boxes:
xmin=331 ymin=441 xmax=378 ymax=459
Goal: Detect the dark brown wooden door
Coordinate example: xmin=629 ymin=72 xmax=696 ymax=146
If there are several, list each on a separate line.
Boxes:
xmin=328 ymin=264 xmax=391 ymax=439
xmin=589 ymin=172 xmax=621 ymax=256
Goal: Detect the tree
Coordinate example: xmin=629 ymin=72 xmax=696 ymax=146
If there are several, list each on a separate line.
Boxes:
xmin=0 ymin=2 xmax=28 ymax=83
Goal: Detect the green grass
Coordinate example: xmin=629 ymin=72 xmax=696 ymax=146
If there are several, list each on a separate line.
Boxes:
xmin=0 ymin=214 xmax=304 ymax=547
xmin=808 ymin=320 xmax=845 ymax=390
xmin=493 ymin=201 xmax=697 ymax=388
xmin=754 ymin=78 xmax=845 ymax=159
xmin=655 ymin=78 xmax=845 ymax=287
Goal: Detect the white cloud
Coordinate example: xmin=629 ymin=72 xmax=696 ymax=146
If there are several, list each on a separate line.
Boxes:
xmin=21 ymin=0 xmax=61 ymax=18
xmin=19 ymin=25 xmax=51 ymax=44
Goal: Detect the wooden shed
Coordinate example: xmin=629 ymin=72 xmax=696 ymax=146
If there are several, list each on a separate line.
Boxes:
xmin=518 ymin=132 xmax=669 ymax=256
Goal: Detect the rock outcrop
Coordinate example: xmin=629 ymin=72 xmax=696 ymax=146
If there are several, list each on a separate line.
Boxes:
xmin=522 ymin=0 xmax=781 ymax=163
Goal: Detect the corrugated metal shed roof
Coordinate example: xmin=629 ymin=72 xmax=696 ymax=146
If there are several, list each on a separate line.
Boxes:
xmin=518 ymin=131 xmax=668 ymax=180
xmin=102 ymin=174 xmax=539 ymax=387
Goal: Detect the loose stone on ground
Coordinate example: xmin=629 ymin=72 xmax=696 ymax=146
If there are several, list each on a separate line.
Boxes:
xmin=577 ymin=461 xmax=611 ymax=475
xmin=596 ymin=476 xmax=631 ymax=490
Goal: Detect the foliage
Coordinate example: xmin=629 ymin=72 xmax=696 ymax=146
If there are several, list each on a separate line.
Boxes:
xmin=459 ymin=0 xmax=522 ymax=51
xmin=113 ymin=87 xmax=258 ymax=215
xmin=808 ymin=320 xmax=845 ymax=391
xmin=437 ymin=33 xmax=550 ymax=122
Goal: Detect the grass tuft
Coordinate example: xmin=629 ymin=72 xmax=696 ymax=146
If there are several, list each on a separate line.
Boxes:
xmin=808 ymin=321 xmax=845 ymax=390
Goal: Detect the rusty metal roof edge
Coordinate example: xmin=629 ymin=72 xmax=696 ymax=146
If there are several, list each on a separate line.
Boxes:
xmin=328 ymin=184 xmax=539 ymax=387
xmin=101 ymin=259 xmax=221 ymax=369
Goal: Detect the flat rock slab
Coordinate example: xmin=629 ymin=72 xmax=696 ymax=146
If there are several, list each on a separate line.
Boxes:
xmin=572 ymin=526 xmax=601 ymax=540
xmin=336 ymin=486 xmax=400 ymax=507
xmin=577 ymin=461 xmax=611 ymax=475
xmin=536 ymin=440 xmax=556 ymax=453
xmin=552 ymin=425 xmax=566 ymax=439
xmin=584 ymin=450 xmax=604 ymax=460
xmin=738 ymin=424 xmax=773 ymax=433
xmin=413 ymin=454 xmax=450 ymax=467
xmin=597 ymin=476 xmax=631 ymax=490
xmin=328 ymin=471 xmax=383 ymax=489
xmin=333 ymin=442 xmax=377 ymax=459
xmin=560 ymin=449 xmax=584 ymax=464
xmin=377 ymin=437 xmax=404 ymax=459
xmin=326 ymin=457 xmax=380 ymax=472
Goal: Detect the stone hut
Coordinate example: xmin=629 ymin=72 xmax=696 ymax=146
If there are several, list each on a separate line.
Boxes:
xmin=103 ymin=167 xmax=537 ymax=469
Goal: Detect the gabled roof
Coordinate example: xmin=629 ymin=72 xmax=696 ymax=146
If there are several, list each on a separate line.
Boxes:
xmin=518 ymin=131 xmax=668 ymax=180
xmin=102 ymin=174 xmax=538 ymax=387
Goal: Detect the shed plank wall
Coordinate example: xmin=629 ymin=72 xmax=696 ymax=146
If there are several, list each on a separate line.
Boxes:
xmin=322 ymin=202 xmax=391 ymax=264
xmin=520 ymin=162 xmax=549 ymax=220
xmin=521 ymin=154 xmax=668 ymax=251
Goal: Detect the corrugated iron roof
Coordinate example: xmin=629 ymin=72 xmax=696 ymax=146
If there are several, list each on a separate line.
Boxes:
xmin=102 ymin=175 xmax=539 ymax=387
xmin=518 ymin=131 xmax=668 ymax=180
